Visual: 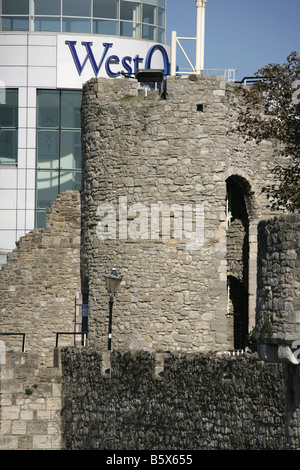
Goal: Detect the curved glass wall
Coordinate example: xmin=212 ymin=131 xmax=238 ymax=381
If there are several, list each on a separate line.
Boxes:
xmin=0 ymin=0 xmax=166 ymax=43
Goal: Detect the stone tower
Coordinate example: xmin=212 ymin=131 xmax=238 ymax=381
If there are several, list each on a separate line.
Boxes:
xmin=81 ymin=74 xmax=282 ymax=354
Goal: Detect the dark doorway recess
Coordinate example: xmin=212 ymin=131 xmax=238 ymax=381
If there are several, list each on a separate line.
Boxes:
xmin=226 ymin=176 xmax=250 ymax=349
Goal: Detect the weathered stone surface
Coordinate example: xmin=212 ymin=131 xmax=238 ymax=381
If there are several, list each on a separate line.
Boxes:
xmin=61 ymin=348 xmax=297 ymax=450
xmin=81 ymin=75 xmax=283 ymax=353
xmin=0 ymin=351 xmax=62 ymax=450
xmin=0 ymin=191 xmax=81 ymax=366
xmin=256 ymin=214 xmax=300 ymax=354
xmin=0 ymin=74 xmax=298 ymax=451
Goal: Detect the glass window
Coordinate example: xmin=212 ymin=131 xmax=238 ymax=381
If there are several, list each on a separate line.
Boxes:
xmin=34 ymin=0 xmax=61 ymax=15
xmin=60 ymin=170 xmax=82 ymax=192
xmin=60 ymin=131 xmax=81 ymax=169
xmin=0 ymin=90 xmax=18 ymax=128
xmin=37 ymin=91 xmax=60 ymax=128
xmin=120 ymin=21 xmax=140 ymax=38
xmin=35 ymin=209 xmax=47 ymax=228
xmin=63 ymin=0 xmax=91 ymax=17
xmin=34 ymin=17 xmax=61 ymax=32
xmin=62 ymin=17 xmax=91 ymax=33
xmin=0 ymin=89 xmax=18 ymax=165
xmin=0 ymin=130 xmax=18 ymax=164
xmin=142 ymin=4 xmax=156 ymax=24
xmin=36 ymin=90 xmax=82 ymax=227
xmin=93 ymin=19 xmax=117 ymax=35
xmin=37 ymin=130 xmax=59 ymax=168
xmin=2 ymin=17 xmax=29 ymax=31
xmin=158 ymin=7 xmax=164 ymax=27
xmin=61 ymin=91 xmax=82 ymax=129
xmin=2 ymin=0 xmax=29 ymax=14
xmin=142 ymin=24 xmax=156 ymax=40
xmin=36 ymin=170 xmax=59 ymax=208
xmin=0 ymin=0 xmax=165 ymax=36
xmin=120 ymin=1 xmax=140 ymax=22
xmin=158 ymin=27 xmax=165 ymax=43
xmin=93 ymin=0 xmax=118 ymax=19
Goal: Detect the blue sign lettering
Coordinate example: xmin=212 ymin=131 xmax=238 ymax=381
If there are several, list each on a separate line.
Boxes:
xmin=121 ymin=56 xmax=133 ymax=75
xmin=133 ymin=54 xmax=144 ymax=74
xmin=65 ymin=41 xmax=113 ymax=76
xmin=145 ymin=45 xmax=170 ymax=76
xmin=105 ymin=55 xmax=120 ymax=77
xmin=65 ymin=40 xmax=170 ymax=78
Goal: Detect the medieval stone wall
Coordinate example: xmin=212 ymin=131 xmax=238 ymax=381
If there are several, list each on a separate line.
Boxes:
xmin=80 ymin=75 xmax=282 ymax=354
xmin=60 ymin=348 xmax=299 ymax=450
xmin=0 ymin=351 xmax=62 ymax=450
xmin=256 ymin=214 xmax=300 ymax=363
xmin=2 ymin=347 xmax=299 ymax=451
xmin=0 ymin=74 xmax=298 ymax=451
xmin=0 ymin=191 xmax=81 ymax=366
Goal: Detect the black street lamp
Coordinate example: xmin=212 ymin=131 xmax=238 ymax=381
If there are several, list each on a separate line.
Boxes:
xmin=104 ymin=265 xmax=122 ymax=350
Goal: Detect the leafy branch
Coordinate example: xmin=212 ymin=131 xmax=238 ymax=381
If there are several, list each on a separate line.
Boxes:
xmin=237 ymin=51 xmax=300 ymax=212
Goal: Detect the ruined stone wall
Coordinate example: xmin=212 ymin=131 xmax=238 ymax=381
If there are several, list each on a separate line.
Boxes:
xmin=81 ymin=75 xmax=282 ymax=354
xmin=61 ymin=349 xmax=295 ymax=450
xmin=256 ymin=214 xmax=300 ymax=363
xmin=0 ymin=191 xmax=81 ymax=366
xmin=227 ymin=218 xmax=247 ymax=282
xmin=0 ymin=351 xmax=62 ymax=450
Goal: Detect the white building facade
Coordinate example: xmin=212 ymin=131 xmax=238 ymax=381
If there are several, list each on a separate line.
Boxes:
xmin=0 ymin=0 xmax=169 ymax=264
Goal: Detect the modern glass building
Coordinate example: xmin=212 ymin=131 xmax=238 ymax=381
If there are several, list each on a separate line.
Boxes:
xmin=1 ymin=0 xmax=166 ymax=42
xmin=0 ymin=0 xmax=169 ymax=265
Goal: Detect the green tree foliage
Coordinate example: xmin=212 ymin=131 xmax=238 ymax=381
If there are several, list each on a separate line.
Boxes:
xmin=237 ymin=52 xmax=300 ymax=212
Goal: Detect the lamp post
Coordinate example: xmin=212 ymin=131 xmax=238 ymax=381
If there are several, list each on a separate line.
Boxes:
xmin=104 ymin=265 xmax=122 ymax=350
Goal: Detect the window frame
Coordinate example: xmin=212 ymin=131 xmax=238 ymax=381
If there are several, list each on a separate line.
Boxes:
xmin=35 ymin=89 xmax=82 ymax=227
xmin=0 ymin=0 xmax=166 ymax=40
xmin=0 ymin=88 xmax=19 ymax=166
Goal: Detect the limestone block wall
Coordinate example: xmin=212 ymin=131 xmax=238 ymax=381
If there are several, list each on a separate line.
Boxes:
xmin=0 ymin=191 xmax=81 ymax=366
xmin=0 ymin=351 xmax=62 ymax=450
xmin=256 ymin=214 xmax=300 ymax=363
xmin=81 ymin=75 xmax=281 ymax=354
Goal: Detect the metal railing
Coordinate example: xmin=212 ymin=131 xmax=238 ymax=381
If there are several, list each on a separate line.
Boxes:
xmin=235 ymin=76 xmax=264 ymax=85
xmin=55 ymin=331 xmax=88 ymax=347
xmin=202 ymin=68 xmax=238 ymax=82
xmin=0 ymin=333 xmax=26 ymax=352
xmin=172 ymin=66 xmax=238 ymax=82
xmin=0 ymin=332 xmax=88 ymax=351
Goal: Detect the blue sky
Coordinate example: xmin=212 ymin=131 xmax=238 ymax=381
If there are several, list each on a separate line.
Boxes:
xmin=165 ymin=0 xmax=300 ymax=80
